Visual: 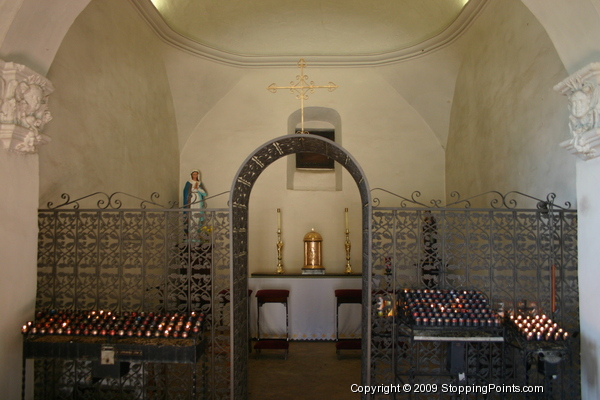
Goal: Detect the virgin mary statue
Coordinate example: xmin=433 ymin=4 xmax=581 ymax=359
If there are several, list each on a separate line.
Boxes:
xmin=183 ymin=169 xmax=207 ymax=209
xmin=183 ymin=169 xmax=208 ymax=235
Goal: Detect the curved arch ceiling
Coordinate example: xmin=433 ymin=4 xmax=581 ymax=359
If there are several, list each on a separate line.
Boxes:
xmin=141 ymin=0 xmax=483 ymax=65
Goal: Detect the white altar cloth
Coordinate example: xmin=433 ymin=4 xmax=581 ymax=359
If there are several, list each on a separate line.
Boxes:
xmin=249 ymin=274 xmax=362 ymax=340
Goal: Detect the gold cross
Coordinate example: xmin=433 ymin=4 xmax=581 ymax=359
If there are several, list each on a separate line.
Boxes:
xmin=267 ymin=58 xmax=338 ymax=134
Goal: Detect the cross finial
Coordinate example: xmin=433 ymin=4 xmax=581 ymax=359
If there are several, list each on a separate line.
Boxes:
xmin=267 ymin=58 xmax=337 ymax=134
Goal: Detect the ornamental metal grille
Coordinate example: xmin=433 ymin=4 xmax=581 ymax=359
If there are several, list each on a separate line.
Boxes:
xmin=35 ymin=185 xmax=580 ymax=400
xmin=370 ymin=190 xmax=579 ymax=400
xmin=35 ymin=192 xmax=230 ymax=400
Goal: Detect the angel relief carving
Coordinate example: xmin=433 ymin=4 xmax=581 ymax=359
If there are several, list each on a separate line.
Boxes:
xmin=568 ymin=83 xmax=596 ymax=134
xmin=555 ymin=63 xmax=600 ymax=160
xmin=1 ymin=75 xmax=53 ymax=132
xmin=0 ymin=61 xmax=54 ymax=154
xmin=567 ymin=82 xmax=598 ymax=156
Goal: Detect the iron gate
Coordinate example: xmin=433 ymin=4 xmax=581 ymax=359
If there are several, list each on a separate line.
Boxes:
xmin=34 ymin=189 xmax=580 ymax=399
xmin=35 ymin=192 xmax=231 ymax=399
xmin=369 ymin=190 xmax=579 ymax=399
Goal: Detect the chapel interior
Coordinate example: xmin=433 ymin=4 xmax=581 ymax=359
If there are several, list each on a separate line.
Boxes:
xmin=2 ymin=0 xmax=600 ymax=399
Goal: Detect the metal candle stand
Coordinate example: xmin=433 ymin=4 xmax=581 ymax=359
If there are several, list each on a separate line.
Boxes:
xmin=505 ymin=314 xmax=571 ymax=397
xmin=396 ymin=288 xmax=505 ymax=388
xmin=21 ymin=311 xmax=206 ymax=400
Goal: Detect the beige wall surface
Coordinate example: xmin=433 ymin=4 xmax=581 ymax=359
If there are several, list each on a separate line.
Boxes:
xmin=0 ymin=152 xmax=39 ymax=400
xmin=3 ymin=0 xmax=600 ymax=397
xmin=180 ymin=67 xmax=446 ymax=274
xmin=40 ymin=0 xmax=180 ymax=208
xmin=521 ymin=0 xmax=600 ymax=74
xmin=447 ymin=2 xmax=598 ymax=394
xmin=446 ymin=0 xmax=575 ymax=207
xmin=576 ymin=156 xmax=600 ymax=400
xmin=0 ymin=0 xmax=24 ymax=46
xmin=0 ymin=0 xmax=90 ymax=76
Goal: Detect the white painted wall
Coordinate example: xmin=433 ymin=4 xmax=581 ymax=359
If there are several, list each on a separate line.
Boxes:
xmin=0 ymin=0 xmax=25 ymax=47
xmin=446 ymin=0 xmax=576 ymax=206
xmin=521 ymin=0 xmax=600 ymax=74
xmin=40 ymin=0 xmax=180 ymax=206
xmin=0 ymin=152 xmax=39 ymax=400
xmin=577 ymin=157 xmax=600 ymax=400
xmin=0 ymin=1 xmax=89 ymax=398
xmin=0 ymin=1 xmax=179 ymax=396
xmin=180 ymin=67 xmax=446 ymax=274
xmin=518 ymin=0 xmax=600 ymax=397
xmin=0 ymin=0 xmax=90 ymax=76
xmin=1 ymin=0 xmax=600 ymax=397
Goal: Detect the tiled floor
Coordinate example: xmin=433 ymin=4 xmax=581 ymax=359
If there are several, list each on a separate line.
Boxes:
xmin=248 ymin=341 xmax=361 ymax=400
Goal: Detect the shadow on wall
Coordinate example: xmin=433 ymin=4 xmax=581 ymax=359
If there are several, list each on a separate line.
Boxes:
xmin=581 ymin=333 xmax=598 ymax=398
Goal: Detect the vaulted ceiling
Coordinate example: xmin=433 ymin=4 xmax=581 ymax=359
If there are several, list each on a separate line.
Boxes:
xmin=139 ymin=0 xmax=481 ymax=65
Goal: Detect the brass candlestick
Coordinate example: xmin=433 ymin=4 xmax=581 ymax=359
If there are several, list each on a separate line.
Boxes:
xmin=276 ymin=208 xmax=284 ymax=274
xmin=344 ymin=208 xmax=352 ymax=274
xmin=344 ymin=229 xmax=352 ymax=274
xmin=276 ymin=230 xmax=284 ymax=274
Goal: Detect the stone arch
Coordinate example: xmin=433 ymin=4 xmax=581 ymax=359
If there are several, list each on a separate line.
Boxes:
xmin=229 ymin=134 xmax=372 ymax=398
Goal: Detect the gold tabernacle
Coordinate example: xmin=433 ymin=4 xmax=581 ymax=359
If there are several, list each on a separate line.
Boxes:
xmin=302 ymin=228 xmax=324 ymax=274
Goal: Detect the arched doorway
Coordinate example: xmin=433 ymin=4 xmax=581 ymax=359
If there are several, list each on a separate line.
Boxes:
xmin=229 ymin=134 xmax=372 ymax=398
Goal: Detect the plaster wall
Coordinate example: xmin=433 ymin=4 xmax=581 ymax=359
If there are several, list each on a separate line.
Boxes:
xmin=577 ymin=157 xmax=600 ymax=400
xmin=521 ymin=0 xmax=600 ymax=74
xmin=378 ymin=46 xmax=463 ymax=150
xmin=0 ymin=152 xmax=38 ymax=399
xmin=180 ymin=67 xmax=446 ymax=274
xmin=161 ymin=48 xmax=244 ymax=153
xmin=446 ymin=0 xmax=576 ymax=206
xmin=40 ymin=0 xmax=180 ymax=207
xmin=0 ymin=0 xmax=90 ymax=76
xmin=0 ymin=0 xmax=25 ymax=46
xmin=1 ymin=0 xmax=600 ymax=397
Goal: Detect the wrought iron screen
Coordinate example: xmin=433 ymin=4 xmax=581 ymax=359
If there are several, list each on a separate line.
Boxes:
xmin=36 ymin=192 xmax=231 ymax=399
xmin=370 ymin=190 xmax=579 ymax=399
xmin=35 ymin=188 xmax=580 ymax=399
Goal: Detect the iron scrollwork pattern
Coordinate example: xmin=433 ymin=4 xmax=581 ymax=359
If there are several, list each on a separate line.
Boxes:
xmin=370 ymin=190 xmax=579 ymax=399
xmin=36 ymin=192 xmax=231 ymax=399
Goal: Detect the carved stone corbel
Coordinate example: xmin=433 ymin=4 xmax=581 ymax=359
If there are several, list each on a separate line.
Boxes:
xmin=554 ymin=62 xmax=600 ymax=160
xmin=0 ymin=59 xmax=53 ymax=154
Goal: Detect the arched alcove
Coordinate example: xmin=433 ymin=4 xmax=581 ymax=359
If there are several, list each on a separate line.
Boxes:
xmin=229 ymin=134 xmax=372 ymax=398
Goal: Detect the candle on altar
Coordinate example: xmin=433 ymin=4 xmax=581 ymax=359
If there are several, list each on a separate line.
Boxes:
xmin=345 ymin=208 xmax=349 ymax=230
xmin=277 ymin=208 xmax=281 ymax=231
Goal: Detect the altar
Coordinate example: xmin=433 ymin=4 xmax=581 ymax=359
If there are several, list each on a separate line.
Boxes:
xmin=248 ymin=274 xmax=362 ymax=340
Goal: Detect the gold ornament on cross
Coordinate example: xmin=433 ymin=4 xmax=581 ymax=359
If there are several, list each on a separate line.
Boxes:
xmin=267 ymin=58 xmax=338 ymax=134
